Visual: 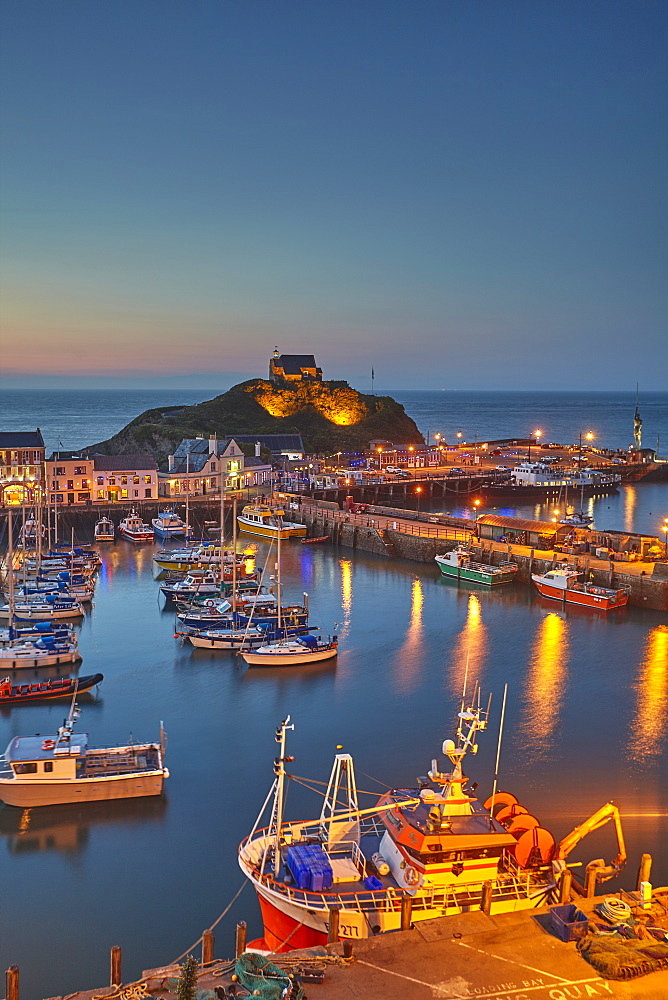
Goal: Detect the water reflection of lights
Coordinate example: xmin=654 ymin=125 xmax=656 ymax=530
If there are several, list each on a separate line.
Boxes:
xmin=522 ymin=613 xmax=569 ymax=747
xmin=629 ymin=625 xmax=668 ymax=762
xmin=449 ymin=594 xmax=487 ymax=695
xmin=338 ymin=559 xmax=352 ymax=639
xmin=393 ymin=577 xmax=424 ymax=694
xmin=623 ymin=486 xmax=637 ymax=534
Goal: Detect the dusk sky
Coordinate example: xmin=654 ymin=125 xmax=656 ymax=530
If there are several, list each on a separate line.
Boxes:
xmin=1 ymin=1 xmax=666 ymax=391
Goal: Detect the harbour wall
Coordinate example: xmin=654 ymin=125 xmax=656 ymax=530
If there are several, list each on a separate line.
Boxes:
xmin=8 ymin=499 xmax=666 ymax=611
xmin=294 ymin=509 xmax=668 ymax=612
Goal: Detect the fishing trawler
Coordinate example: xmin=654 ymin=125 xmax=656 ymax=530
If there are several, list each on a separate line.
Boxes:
xmin=0 ymin=704 xmax=168 ymax=807
xmin=237 ymin=503 xmax=307 ymax=540
xmin=435 ymin=546 xmax=517 ymax=586
xmin=531 ymin=564 xmax=629 ymax=611
xmin=239 ymin=699 xmax=626 ymax=951
xmin=118 ymin=511 xmax=154 ymax=543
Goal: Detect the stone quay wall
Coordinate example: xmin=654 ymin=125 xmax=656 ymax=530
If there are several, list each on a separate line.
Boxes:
xmin=294 ymin=509 xmax=668 ymax=612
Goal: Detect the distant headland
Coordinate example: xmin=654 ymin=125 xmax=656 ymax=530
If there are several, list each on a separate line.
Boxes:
xmin=83 ymin=351 xmax=423 ymax=468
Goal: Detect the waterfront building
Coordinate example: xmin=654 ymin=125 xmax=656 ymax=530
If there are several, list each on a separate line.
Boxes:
xmin=91 ymin=455 xmax=158 ymax=503
xmin=45 ymin=453 xmax=158 ymax=505
xmin=160 ymin=436 xmax=271 ymax=498
xmin=269 ymin=348 xmax=322 ymax=383
xmin=46 ymin=452 xmax=94 ymax=506
xmin=0 ymin=430 xmax=46 ymax=506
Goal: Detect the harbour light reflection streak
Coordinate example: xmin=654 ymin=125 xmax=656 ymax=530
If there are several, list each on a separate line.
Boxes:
xmin=522 ymin=613 xmax=569 ymax=751
xmin=629 ymin=625 xmax=668 ymax=762
xmin=338 ymin=558 xmax=353 ymax=640
xmin=623 ymin=486 xmax=637 ymax=535
xmin=449 ymin=594 xmax=487 ymax=696
xmin=393 ymin=577 xmax=424 ymax=694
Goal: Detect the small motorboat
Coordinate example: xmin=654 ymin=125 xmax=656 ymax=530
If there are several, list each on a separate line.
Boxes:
xmin=0 ymin=705 xmax=169 ymax=807
xmin=94 ymin=517 xmax=115 ymax=542
xmin=160 ymin=569 xmax=221 ymax=601
xmin=152 ymin=510 xmax=189 ymax=539
xmin=0 ymin=673 xmax=103 ymax=705
xmin=301 ymin=536 xmax=329 ymax=545
xmin=237 ymin=503 xmax=306 ymax=540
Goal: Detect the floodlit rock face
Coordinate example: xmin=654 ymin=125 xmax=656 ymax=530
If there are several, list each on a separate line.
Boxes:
xmin=82 ymin=379 xmax=423 ymax=468
xmin=248 ymin=380 xmax=369 ymax=425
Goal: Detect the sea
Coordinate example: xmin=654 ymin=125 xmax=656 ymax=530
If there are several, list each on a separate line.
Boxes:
xmin=0 ymin=387 xmax=667 ymax=999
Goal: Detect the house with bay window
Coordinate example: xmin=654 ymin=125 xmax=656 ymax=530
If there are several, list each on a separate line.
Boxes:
xmin=159 ymin=436 xmax=272 ymax=497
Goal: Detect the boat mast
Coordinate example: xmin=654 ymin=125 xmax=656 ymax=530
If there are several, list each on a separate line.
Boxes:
xmin=488 ymin=683 xmax=508 ymax=822
xmin=273 ymin=715 xmax=294 ymax=876
xmin=219 ymin=447 xmax=225 ymax=554
xmin=185 ymin=453 xmax=190 ymax=539
xmin=232 ymin=496 xmax=237 ymax=615
xmin=7 ymin=510 xmax=15 ymax=645
xmin=276 ymin=512 xmax=282 ymax=633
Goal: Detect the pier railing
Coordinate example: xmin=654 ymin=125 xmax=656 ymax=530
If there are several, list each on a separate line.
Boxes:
xmin=294 ymin=500 xmax=474 ymax=542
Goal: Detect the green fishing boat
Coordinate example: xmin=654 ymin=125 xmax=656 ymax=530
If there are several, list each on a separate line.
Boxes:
xmin=434 ymin=546 xmax=517 ymax=586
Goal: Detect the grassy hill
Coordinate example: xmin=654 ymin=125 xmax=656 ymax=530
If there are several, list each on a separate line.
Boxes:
xmin=83 ymin=379 xmax=423 ymax=468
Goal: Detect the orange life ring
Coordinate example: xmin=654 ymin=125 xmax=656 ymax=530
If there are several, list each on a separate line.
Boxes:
xmin=404 ymin=865 xmax=419 ymax=886
xmin=41 ymin=739 xmax=56 ymax=751
xmin=205 ymin=600 xmax=215 ymax=608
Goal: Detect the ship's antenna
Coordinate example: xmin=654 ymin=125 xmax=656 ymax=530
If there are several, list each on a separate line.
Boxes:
xmin=458 ymin=653 xmax=470 ymax=741
xmin=489 ymin=684 xmax=508 ymax=825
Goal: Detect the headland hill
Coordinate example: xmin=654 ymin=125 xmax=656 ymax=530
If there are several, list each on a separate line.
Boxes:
xmin=82 ymin=351 xmax=423 ymax=468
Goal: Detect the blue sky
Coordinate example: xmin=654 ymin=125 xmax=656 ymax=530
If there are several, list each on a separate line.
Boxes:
xmin=1 ymin=0 xmax=666 ymax=390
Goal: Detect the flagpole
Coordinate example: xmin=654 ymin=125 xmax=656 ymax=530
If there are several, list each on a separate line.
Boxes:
xmin=371 ymin=367 xmax=375 ymax=396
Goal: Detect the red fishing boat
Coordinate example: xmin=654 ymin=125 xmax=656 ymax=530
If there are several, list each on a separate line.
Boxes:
xmin=118 ymin=511 xmax=154 ymax=543
xmin=531 ymin=564 xmax=629 ymax=610
xmin=239 ymin=695 xmax=626 ymax=951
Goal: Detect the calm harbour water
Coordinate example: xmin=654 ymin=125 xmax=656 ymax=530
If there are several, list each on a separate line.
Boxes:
xmin=0 ymin=388 xmax=667 ymax=998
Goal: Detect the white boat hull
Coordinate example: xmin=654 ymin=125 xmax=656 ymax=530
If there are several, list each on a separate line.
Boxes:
xmin=242 ymin=644 xmax=338 ymax=666
xmin=0 ymin=647 xmax=81 ymax=669
xmin=0 ymin=770 xmax=167 ymax=807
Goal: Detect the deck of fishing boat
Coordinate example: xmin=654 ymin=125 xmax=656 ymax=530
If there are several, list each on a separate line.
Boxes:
xmin=82 ymin=745 xmax=161 ymax=776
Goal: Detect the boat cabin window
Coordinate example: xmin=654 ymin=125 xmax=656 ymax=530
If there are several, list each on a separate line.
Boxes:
xmin=411 ymin=845 xmax=503 ymax=865
xmin=44 ymin=761 xmax=53 ymax=772
xmin=14 ymin=762 xmax=38 ymax=774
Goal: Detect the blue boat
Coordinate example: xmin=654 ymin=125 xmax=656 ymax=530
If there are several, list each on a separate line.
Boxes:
xmin=152 ymin=510 xmax=189 ymax=539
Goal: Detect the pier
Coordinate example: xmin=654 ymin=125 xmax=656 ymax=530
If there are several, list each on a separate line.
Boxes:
xmin=288 ymin=499 xmax=668 ymax=611
xmin=25 ymin=886 xmax=668 ymax=999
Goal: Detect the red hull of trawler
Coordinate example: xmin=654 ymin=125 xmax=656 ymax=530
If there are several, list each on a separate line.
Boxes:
xmin=257 ymin=893 xmax=327 ymax=952
xmin=533 ymin=580 xmax=628 ymax=610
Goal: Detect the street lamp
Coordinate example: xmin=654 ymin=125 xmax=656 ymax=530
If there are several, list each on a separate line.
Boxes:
xmin=473 ymin=498 xmax=481 ymax=519
xmin=578 ymin=431 xmax=594 ymax=467
xmin=415 ymin=486 xmax=422 ymax=515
